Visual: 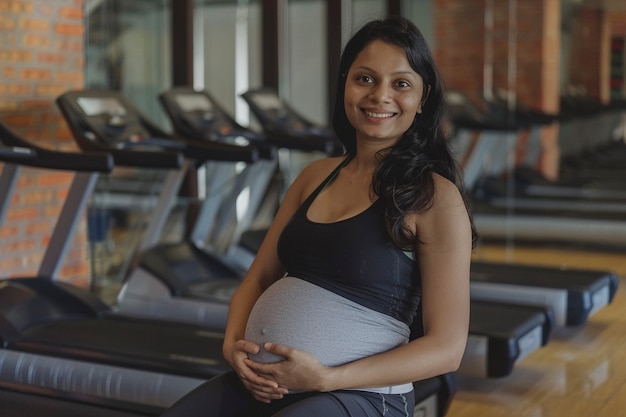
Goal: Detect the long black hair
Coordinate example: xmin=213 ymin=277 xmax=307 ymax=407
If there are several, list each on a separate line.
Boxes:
xmin=332 ymin=16 xmax=477 ymax=250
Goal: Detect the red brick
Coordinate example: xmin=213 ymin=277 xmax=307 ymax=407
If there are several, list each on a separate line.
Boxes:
xmin=56 ymin=71 xmax=83 ymax=84
xmin=37 ymin=172 xmax=73 ymax=187
xmin=19 ymin=189 xmax=56 ymax=205
xmin=5 ymin=239 xmax=37 ymax=254
xmin=0 ymin=1 xmax=34 ymax=14
xmin=6 ymin=206 xmax=39 ymax=222
xmin=19 ymin=17 xmax=49 ymax=32
xmin=54 ymin=23 xmax=83 ymax=37
xmin=23 ymin=99 xmax=54 ymax=110
xmin=0 ymin=50 xmax=31 ymax=62
xmin=55 ymin=39 xmax=83 ymax=53
xmin=59 ymin=7 xmax=83 ymax=20
xmin=0 ymin=83 xmax=31 ymax=95
xmin=40 ymin=112 xmax=65 ymax=125
xmin=0 ymin=16 xmax=16 ymax=30
xmin=2 ymin=113 xmax=36 ymax=126
xmin=0 ymin=257 xmax=23 ymax=272
xmin=0 ymin=99 xmax=19 ymax=111
xmin=34 ymin=84 xmax=67 ymax=97
xmin=38 ymin=52 xmax=66 ymax=65
xmin=20 ymin=68 xmax=52 ymax=81
xmin=2 ymin=67 xmax=17 ymax=78
xmin=25 ymin=220 xmax=51 ymax=235
xmin=0 ymin=225 xmax=19 ymax=239
xmin=23 ymin=33 xmax=51 ymax=48
xmin=42 ymin=204 xmax=63 ymax=219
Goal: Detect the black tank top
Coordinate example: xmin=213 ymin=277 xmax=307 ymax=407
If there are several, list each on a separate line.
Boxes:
xmin=277 ymin=156 xmax=422 ymax=325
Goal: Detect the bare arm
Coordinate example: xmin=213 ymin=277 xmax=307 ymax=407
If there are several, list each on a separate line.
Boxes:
xmin=248 ymin=174 xmax=472 ymax=392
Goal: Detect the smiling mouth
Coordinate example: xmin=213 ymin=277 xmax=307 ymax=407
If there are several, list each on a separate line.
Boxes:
xmin=364 ymin=110 xmax=396 ymax=118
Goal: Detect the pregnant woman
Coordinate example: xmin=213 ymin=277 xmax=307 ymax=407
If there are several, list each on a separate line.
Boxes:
xmin=219 ymin=16 xmax=476 ymax=417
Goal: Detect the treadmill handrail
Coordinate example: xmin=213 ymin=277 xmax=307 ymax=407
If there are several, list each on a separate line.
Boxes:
xmin=0 ymin=122 xmax=113 ymax=173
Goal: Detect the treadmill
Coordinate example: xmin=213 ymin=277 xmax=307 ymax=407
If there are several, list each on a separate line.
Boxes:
xmin=478 ymin=92 xmax=626 ymax=205
xmin=115 ymin=87 xmax=342 ymax=329
xmin=449 ymin=91 xmax=626 ymax=246
xmin=443 ymin=91 xmax=620 ymax=325
xmin=0 ymin=124 xmax=214 ymax=417
xmin=0 ymin=116 xmax=241 ymax=414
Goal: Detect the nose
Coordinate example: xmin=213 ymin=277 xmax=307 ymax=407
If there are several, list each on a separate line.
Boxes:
xmin=368 ymin=83 xmax=392 ymax=103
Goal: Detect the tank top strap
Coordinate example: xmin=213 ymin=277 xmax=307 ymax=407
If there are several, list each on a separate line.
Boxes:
xmin=305 ymin=154 xmax=354 ymax=203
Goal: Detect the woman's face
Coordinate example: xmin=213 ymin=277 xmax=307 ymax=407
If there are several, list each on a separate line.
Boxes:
xmin=344 ymin=40 xmax=426 ymax=148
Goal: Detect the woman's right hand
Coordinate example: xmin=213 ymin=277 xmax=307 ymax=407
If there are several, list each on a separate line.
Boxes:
xmin=225 ymin=339 xmax=289 ymax=403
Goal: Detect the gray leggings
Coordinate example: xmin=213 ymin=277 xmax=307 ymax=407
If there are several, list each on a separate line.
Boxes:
xmin=162 ymin=372 xmax=415 ymax=417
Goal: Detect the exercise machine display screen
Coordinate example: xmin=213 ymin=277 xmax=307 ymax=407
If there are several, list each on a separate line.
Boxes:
xmin=174 ymin=94 xmax=213 ymax=113
xmin=77 ymin=97 xmax=127 ymax=117
xmin=249 ymin=93 xmax=282 ymax=112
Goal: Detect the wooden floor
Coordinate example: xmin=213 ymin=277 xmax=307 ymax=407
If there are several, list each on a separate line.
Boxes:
xmin=448 ymin=243 xmax=626 ymax=417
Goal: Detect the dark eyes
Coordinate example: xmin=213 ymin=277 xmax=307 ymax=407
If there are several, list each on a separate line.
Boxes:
xmin=355 ymin=75 xmax=411 ymax=88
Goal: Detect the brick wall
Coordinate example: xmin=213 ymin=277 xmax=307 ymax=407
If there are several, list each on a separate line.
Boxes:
xmin=434 ymin=0 xmax=560 ymax=113
xmin=0 ymin=0 xmax=88 ymax=287
xmin=567 ymin=6 xmax=609 ymax=101
xmin=567 ymin=7 xmax=626 ymax=102
xmin=433 ymin=0 xmax=562 ymax=180
xmin=434 ymin=0 xmax=486 ymax=106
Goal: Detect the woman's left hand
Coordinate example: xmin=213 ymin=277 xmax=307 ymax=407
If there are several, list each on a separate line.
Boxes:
xmin=244 ymin=343 xmax=332 ymax=392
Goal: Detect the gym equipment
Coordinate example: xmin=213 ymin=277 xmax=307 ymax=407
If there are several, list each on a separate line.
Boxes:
xmin=448 ymin=90 xmax=626 ymax=246
xmin=0 ymin=120 xmax=233 ymax=414
xmin=240 ymin=87 xmax=342 ymax=155
xmin=0 ymin=389 xmax=149 ymax=417
xmin=94 ymin=87 xmax=340 ymax=329
xmin=444 ymin=91 xmax=619 ymax=326
xmin=471 ymin=261 xmax=618 ymax=327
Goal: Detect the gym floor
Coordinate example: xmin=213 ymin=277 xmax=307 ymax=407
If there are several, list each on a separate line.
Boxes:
xmin=449 ymin=242 xmax=626 ymax=417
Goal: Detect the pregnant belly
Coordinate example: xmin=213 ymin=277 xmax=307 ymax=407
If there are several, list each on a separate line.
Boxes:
xmin=244 ymin=277 xmax=409 ymax=367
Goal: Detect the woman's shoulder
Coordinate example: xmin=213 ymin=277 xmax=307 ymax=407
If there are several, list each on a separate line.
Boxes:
xmin=429 ymin=173 xmax=466 ymax=210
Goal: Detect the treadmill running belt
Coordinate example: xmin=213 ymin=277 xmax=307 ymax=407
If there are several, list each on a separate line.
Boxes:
xmin=10 ymin=317 xmax=229 ymax=379
xmin=0 ymin=388 xmax=150 ymax=417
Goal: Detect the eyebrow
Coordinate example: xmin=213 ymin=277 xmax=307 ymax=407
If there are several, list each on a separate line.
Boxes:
xmin=353 ymin=65 xmax=418 ymax=78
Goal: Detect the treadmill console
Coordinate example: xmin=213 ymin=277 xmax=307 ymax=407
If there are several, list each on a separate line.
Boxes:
xmin=160 ymin=89 xmax=265 ymax=147
xmin=58 ymin=91 xmax=182 ymax=151
xmin=242 ymin=90 xmax=335 ymax=139
xmin=74 ymin=96 xmax=151 ymax=147
xmin=172 ymin=93 xmax=247 ymax=141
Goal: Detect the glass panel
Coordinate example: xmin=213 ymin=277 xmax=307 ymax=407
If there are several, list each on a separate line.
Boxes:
xmin=83 ymin=0 xmax=173 ymax=300
xmin=84 ymin=0 xmax=171 ymax=124
xmin=352 ymin=0 xmax=385 ymax=29
xmin=274 ymin=0 xmax=328 ymax=193
xmin=403 ymin=0 xmax=434 ymax=48
xmin=195 ymin=0 xmax=262 ymax=124
xmin=285 ymin=0 xmax=327 ymax=126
